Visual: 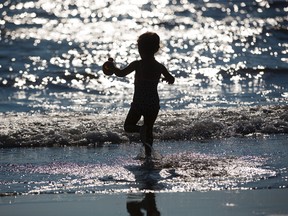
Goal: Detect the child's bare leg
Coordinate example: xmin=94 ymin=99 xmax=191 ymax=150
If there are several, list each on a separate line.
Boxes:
xmin=142 ymin=126 xmax=153 ymax=157
xmin=143 ymin=109 xmax=159 ymax=157
xmin=124 ymin=106 xmax=141 ymax=133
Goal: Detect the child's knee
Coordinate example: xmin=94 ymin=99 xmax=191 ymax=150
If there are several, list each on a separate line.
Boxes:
xmin=124 ymin=124 xmax=130 ymax=132
xmin=124 ymin=124 xmax=140 ymax=133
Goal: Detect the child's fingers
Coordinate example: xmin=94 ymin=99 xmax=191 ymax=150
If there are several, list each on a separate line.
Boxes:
xmin=162 ymin=77 xmax=174 ymax=84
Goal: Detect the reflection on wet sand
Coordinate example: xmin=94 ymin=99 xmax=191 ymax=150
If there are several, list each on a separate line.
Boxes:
xmin=127 ymin=193 xmax=160 ymax=216
xmin=126 ymin=161 xmax=162 ymax=216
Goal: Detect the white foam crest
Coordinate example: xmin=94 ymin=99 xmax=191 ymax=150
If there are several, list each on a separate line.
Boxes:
xmin=1 ymin=105 xmax=288 ymax=147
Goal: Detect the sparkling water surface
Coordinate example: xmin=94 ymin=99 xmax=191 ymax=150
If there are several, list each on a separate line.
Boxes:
xmin=0 ymin=135 xmax=287 ymax=195
xmin=0 ymin=0 xmax=287 ymax=112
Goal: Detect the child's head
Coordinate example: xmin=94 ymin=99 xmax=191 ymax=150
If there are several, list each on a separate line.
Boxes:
xmin=137 ymin=32 xmax=160 ymax=58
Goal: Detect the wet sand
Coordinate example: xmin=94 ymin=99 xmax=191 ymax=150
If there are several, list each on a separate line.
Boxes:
xmin=1 ymin=189 xmax=288 ymax=216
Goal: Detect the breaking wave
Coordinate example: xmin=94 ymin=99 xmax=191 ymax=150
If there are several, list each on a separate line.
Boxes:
xmin=0 ymin=105 xmax=287 ymax=147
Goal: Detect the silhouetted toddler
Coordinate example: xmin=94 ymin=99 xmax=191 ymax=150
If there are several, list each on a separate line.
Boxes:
xmin=103 ymin=32 xmax=175 ymax=158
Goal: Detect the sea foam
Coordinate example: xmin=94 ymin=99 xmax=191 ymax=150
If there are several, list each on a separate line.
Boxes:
xmin=1 ymin=105 xmax=287 ymax=147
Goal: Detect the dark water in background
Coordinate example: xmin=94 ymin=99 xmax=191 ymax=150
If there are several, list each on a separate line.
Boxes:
xmin=0 ymin=0 xmax=287 ymax=112
xmin=0 ymin=0 xmax=288 ymax=197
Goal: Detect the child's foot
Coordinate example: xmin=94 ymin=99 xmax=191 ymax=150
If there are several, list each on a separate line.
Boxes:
xmin=143 ymin=156 xmax=154 ymax=168
xmin=143 ymin=142 xmax=152 ymax=158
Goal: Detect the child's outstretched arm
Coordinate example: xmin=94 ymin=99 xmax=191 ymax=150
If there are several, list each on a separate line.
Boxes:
xmin=161 ymin=66 xmax=175 ymax=84
xmin=109 ymin=60 xmax=138 ymax=77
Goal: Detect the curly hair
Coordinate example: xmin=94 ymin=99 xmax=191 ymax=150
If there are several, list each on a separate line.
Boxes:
xmin=137 ymin=32 xmax=160 ymax=56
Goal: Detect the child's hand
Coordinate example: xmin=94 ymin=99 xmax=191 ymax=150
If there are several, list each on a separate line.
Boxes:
xmin=162 ymin=76 xmax=175 ymax=84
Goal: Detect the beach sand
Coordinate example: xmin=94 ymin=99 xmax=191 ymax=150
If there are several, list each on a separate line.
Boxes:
xmin=1 ymin=189 xmax=288 ymax=216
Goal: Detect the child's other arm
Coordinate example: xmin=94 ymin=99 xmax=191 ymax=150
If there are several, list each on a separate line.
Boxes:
xmin=161 ymin=66 xmax=175 ymax=84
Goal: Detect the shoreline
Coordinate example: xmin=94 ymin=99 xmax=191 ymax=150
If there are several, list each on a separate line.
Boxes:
xmin=1 ymin=189 xmax=288 ymax=216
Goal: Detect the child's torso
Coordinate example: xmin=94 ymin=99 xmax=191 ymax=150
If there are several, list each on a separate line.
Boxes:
xmin=133 ymin=80 xmax=159 ymax=106
xmin=133 ymin=60 xmax=161 ymax=106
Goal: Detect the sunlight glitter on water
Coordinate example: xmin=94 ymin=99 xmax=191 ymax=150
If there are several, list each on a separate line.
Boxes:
xmin=0 ymin=152 xmax=277 ymax=195
xmin=1 ymin=0 xmax=287 ymax=112
xmin=4 ymin=0 xmax=285 ymax=69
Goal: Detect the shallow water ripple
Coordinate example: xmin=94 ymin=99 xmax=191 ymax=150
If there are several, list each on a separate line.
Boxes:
xmin=0 ymin=152 xmax=277 ymax=195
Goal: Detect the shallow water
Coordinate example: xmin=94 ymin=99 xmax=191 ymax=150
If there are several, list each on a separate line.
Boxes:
xmin=0 ymin=0 xmax=288 ymax=209
xmin=0 ymin=135 xmax=287 ymax=195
